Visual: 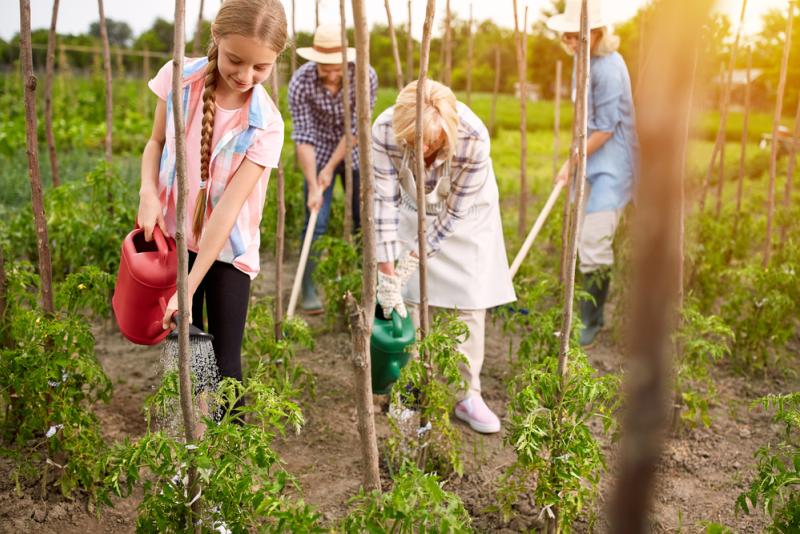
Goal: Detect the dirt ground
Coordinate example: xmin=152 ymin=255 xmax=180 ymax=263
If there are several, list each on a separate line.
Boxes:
xmin=0 ymin=257 xmax=793 ymax=533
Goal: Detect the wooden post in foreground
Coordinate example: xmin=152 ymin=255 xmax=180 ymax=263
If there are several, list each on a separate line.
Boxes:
xmin=610 ymin=1 xmax=711 ymax=532
xmin=384 ymin=0 xmax=405 ymax=90
xmin=170 ymin=1 xmax=200 ymax=527
xmin=19 ymin=0 xmax=55 ymax=315
xmin=513 ymin=0 xmax=528 ymax=238
xmin=764 ymin=1 xmax=794 ymax=267
xmin=270 ymin=68 xmax=286 ymax=341
xmin=349 ymin=0 xmax=381 ymax=493
xmin=44 ymin=0 xmax=60 ymax=187
xmin=97 ymin=0 xmax=113 ymax=164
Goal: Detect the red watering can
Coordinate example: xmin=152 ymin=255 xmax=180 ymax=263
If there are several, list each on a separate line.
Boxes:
xmin=112 ymin=226 xmax=177 ymax=345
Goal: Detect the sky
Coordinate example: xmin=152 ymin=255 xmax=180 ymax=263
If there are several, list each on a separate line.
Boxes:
xmin=0 ymin=0 xmax=789 ymax=42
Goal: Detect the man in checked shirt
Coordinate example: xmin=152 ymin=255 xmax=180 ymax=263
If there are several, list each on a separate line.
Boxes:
xmin=289 ymin=24 xmax=378 ymax=313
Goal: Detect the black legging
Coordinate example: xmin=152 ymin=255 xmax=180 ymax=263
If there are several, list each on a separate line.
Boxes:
xmin=188 ymin=251 xmax=250 ymax=390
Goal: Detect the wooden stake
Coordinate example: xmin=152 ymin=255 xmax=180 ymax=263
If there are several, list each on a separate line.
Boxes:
xmin=350 ymin=0 xmax=381 ymax=493
xmin=672 ymin=47 xmax=699 ymax=433
xmin=270 ymin=68 xmax=286 ymax=341
xmin=0 ymin=248 xmax=6 ymax=347
xmin=291 ymin=0 xmax=297 ymax=75
xmin=192 ymin=0 xmax=205 ymax=57
xmin=513 ymin=1 xmax=528 ymax=238
xmin=97 ymin=0 xmax=113 ymax=165
xmin=466 ymin=3 xmax=474 ymax=106
xmin=780 ymin=96 xmax=800 ymax=247
xmin=415 ymin=0 xmax=436 ymax=340
xmin=764 ymin=1 xmax=794 ymax=267
xmin=19 ymin=0 xmax=54 ymax=315
xmin=341 ymin=0 xmax=355 ymax=241
xmin=406 ymin=0 xmax=413 ymax=81
xmin=44 ymin=0 xmax=60 ymax=188
xmin=713 ymin=0 xmax=749 ymax=216
xmin=170 ymin=1 xmax=200 ymax=527
xmin=489 ymin=45 xmax=500 ymax=137
xmin=315 ymin=0 xmax=320 ymax=28
xmin=699 ymin=62 xmax=725 ymax=213
xmin=142 ymin=46 xmax=151 ymax=116
xmin=414 ymin=0 xmax=436 ymax=471
xmin=553 ymin=60 xmax=562 ymax=183
xmin=736 ymin=46 xmax=752 ymax=215
xmin=384 ymin=0 xmax=405 ymax=90
xmin=442 ymin=0 xmax=452 ymax=86
xmin=610 ymin=1 xmax=711 ymax=531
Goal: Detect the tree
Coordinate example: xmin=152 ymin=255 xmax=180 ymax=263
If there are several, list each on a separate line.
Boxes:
xmin=132 ymin=18 xmax=175 ymax=53
xmin=89 ymin=17 xmax=133 ymax=47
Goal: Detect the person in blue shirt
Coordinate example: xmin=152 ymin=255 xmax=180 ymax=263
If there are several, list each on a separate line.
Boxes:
xmin=548 ymin=0 xmax=639 ymax=346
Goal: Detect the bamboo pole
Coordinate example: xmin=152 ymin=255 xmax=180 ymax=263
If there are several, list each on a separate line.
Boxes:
xmin=316 ymin=0 xmax=320 ymax=28
xmin=341 ymin=0 xmax=355 ymax=241
xmin=780 ymin=96 xmax=800 ymax=247
xmin=115 ymin=46 xmax=125 ymax=79
xmin=610 ymin=1 xmax=711 ymax=531
xmin=699 ymin=62 xmax=725 ymax=212
xmin=442 ymin=0 xmax=452 ymax=86
xmin=350 ymin=0 xmax=381 ymax=493
xmin=466 ymin=3 xmax=474 ymax=106
xmin=291 ymin=0 xmax=297 ymax=75
xmin=672 ymin=47 xmax=699 ymax=433
xmin=553 ymin=60 xmax=562 ymax=183
xmin=97 ymin=0 xmax=113 ymax=165
xmin=764 ymin=0 xmax=794 ymax=267
xmin=44 ymin=0 xmax=60 ymax=188
xmin=406 ymin=0 xmax=413 ymax=81
xmin=551 ymin=7 xmax=589 ymax=531
xmin=170 ymin=1 xmax=200 ymax=528
xmin=192 ymin=0 xmax=205 ymax=57
xmin=713 ymin=0 xmax=749 ymax=216
xmin=142 ymin=46 xmax=151 ymax=116
xmin=489 ymin=46 xmax=500 ymax=137
xmin=736 ymin=46 xmax=752 ymax=215
xmin=28 ymin=41 xmax=171 ymax=59
xmin=414 ymin=0 xmax=436 ymax=472
xmin=270 ymin=68 xmax=286 ymax=341
xmin=415 ymin=0 xmax=436 ymax=341
xmin=384 ymin=0 xmax=405 ymax=90
xmin=19 ymin=0 xmax=54 ymax=316
xmin=513 ymin=1 xmax=528 ymax=238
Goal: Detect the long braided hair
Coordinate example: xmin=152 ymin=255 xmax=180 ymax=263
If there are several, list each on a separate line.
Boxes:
xmin=193 ymin=0 xmax=287 ymax=241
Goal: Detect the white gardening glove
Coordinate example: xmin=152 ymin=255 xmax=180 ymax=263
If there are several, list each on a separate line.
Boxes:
xmin=395 ymin=250 xmax=420 ymax=286
xmin=376 ymin=271 xmax=407 ymax=319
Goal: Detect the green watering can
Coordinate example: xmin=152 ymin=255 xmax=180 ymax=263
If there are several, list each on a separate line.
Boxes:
xmin=370 ymin=307 xmax=416 ymax=395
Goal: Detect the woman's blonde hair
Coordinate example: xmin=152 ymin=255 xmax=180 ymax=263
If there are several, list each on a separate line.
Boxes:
xmin=194 ymin=0 xmax=287 ymax=241
xmin=560 ymin=26 xmax=620 ymax=57
xmin=392 ymin=80 xmax=459 ymax=159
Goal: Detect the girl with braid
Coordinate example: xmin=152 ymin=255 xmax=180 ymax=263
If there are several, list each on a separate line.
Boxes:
xmin=137 ymin=0 xmax=287 ymax=402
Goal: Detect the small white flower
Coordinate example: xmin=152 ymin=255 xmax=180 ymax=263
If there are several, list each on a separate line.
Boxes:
xmin=46 ymin=424 xmax=64 ymax=438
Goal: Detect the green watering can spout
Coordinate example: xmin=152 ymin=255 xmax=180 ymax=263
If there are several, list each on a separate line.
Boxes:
xmin=370 ymin=306 xmax=416 ymax=395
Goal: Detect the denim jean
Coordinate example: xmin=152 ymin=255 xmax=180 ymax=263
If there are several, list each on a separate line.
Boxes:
xmin=301 ymin=163 xmax=361 ymax=243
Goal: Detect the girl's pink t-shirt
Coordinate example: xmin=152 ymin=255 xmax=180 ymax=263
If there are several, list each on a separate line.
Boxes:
xmin=148 ymin=59 xmax=284 ymax=278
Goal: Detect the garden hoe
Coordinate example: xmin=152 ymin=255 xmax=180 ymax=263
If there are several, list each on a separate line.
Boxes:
xmin=509 ymin=181 xmax=565 ymax=279
xmin=287 ymin=209 xmax=319 ymax=317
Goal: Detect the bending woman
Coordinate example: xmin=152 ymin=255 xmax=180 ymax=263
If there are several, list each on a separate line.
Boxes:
xmin=372 ymin=80 xmax=516 ymax=434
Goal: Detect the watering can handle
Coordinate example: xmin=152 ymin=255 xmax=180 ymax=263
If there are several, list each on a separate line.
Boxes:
xmin=391 ymin=310 xmax=403 ymax=338
xmin=151 ymin=226 xmax=170 ymax=264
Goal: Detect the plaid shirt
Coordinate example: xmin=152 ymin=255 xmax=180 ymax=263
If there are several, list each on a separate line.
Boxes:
xmin=288 ymin=61 xmax=378 ymax=171
xmin=372 ymin=103 xmax=491 ymax=263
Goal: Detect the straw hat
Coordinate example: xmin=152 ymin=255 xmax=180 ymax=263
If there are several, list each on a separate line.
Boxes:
xmin=297 ymin=24 xmax=356 ymax=64
xmin=546 ymin=0 xmax=611 ymax=33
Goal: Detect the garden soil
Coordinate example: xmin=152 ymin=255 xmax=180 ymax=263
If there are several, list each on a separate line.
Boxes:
xmin=0 ymin=255 xmax=793 ymax=533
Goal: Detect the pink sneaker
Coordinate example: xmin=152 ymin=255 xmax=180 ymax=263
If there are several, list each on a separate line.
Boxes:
xmin=454 ymin=396 xmax=501 ymax=434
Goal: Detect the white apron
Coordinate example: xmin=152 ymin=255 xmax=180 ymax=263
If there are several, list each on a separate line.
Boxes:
xmin=397 ymin=149 xmax=516 ymax=310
